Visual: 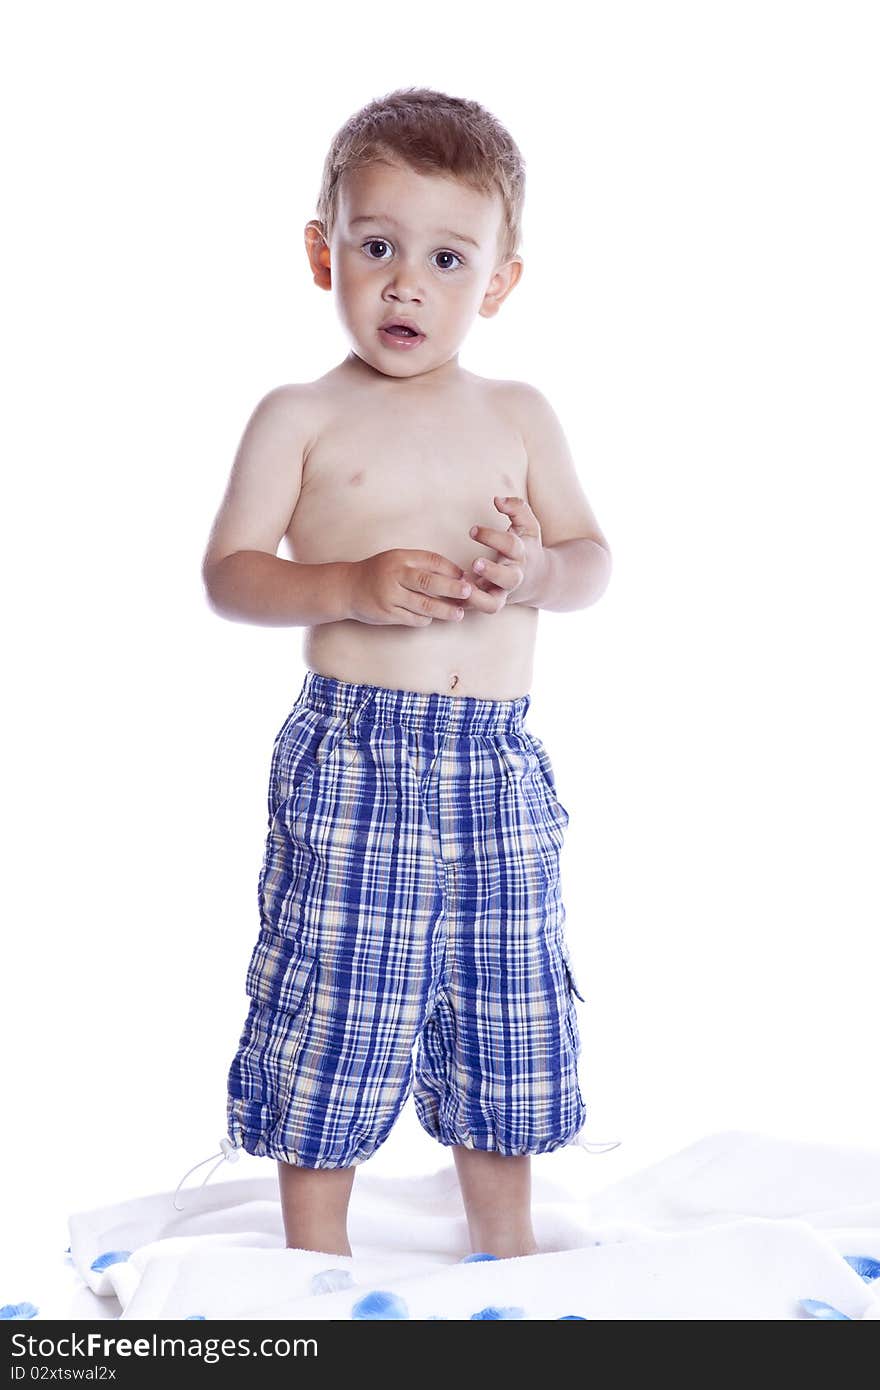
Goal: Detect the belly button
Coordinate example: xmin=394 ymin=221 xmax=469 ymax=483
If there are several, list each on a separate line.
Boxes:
xmin=449 ymin=673 xmax=459 ymax=690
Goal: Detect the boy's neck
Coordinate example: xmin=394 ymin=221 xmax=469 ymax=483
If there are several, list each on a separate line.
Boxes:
xmin=342 ymin=350 xmax=465 ymax=388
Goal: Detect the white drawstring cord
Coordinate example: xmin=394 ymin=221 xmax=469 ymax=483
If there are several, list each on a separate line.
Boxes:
xmin=172 ymin=1137 xmax=241 ymax=1212
xmin=569 ymin=1131 xmax=623 ymax=1155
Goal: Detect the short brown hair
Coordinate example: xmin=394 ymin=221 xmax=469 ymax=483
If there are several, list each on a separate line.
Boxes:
xmin=314 ymin=87 xmax=526 ymax=265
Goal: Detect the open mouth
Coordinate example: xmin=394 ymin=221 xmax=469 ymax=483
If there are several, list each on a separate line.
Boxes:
xmin=380 ymin=320 xmax=424 ymax=339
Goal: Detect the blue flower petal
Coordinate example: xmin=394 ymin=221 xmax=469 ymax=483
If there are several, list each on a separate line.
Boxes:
xmin=310 ymin=1268 xmax=354 ymax=1295
xmin=90 ymin=1250 xmax=132 ymax=1273
xmin=844 ymin=1255 xmax=880 ymax=1283
xmin=799 ymin=1298 xmax=852 ymax=1319
xmin=460 ymin=1252 xmax=499 ymax=1263
xmin=470 ymin=1305 xmax=525 ymax=1320
xmin=0 ymin=1303 xmax=39 ymax=1320
xmin=351 ymin=1290 xmax=409 ymax=1320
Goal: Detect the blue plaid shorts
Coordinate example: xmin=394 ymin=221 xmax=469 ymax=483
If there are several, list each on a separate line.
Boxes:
xmin=225 ymin=671 xmax=587 ymax=1168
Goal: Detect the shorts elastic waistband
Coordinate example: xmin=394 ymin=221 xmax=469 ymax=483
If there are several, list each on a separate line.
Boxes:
xmin=297 ymin=671 xmax=531 ymax=735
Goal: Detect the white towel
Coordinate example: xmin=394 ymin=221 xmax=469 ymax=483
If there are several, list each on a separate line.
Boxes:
xmin=47 ymin=1131 xmax=880 ymax=1320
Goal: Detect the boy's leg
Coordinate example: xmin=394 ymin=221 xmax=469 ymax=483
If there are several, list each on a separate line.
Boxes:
xmin=411 ymin=706 xmax=584 ymax=1259
xmin=277 ymin=1160 xmax=357 ymax=1256
xmin=451 ymin=1146 xmax=539 ymax=1258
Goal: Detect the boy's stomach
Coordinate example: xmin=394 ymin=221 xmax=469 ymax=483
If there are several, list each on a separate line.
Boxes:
xmin=302 ymin=603 xmax=538 ymax=700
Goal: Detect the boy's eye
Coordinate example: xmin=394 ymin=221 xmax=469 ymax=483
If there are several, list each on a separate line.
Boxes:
xmin=363 ymin=239 xmax=393 ymax=261
xmin=432 ymin=250 xmax=463 ymax=271
xmin=361 ymin=240 xmax=463 ymax=272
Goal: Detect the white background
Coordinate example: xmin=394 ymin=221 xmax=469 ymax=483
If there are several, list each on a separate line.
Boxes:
xmin=2 ymin=0 xmax=878 ymax=1284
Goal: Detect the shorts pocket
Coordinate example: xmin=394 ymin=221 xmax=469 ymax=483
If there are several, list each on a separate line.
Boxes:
xmin=245 ymin=926 xmax=318 ymax=1017
xmin=258 ymin=715 xmax=347 ymax=930
xmin=271 ymin=709 xmax=350 ymax=816
xmin=235 ymin=928 xmax=319 ymax=1135
xmin=558 ymin=936 xmax=586 ymax=1003
xmin=523 ymin=732 xmax=571 ymax=829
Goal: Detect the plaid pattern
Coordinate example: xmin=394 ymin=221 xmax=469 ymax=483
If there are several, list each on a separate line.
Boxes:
xmin=226 ymin=671 xmax=587 ymax=1168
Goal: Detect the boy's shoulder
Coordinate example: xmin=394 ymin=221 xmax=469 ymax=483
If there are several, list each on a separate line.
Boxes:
xmin=242 ymin=379 xmax=319 ymax=422
xmin=493 ymin=377 xmax=553 ymax=412
xmin=453 ymin=372 xmax=547 ymax=425
xmin=462 ymin=372 xmax=538 ymax=402
xmin=245 ymin=379 xmax=324 ymax=441
xmin=487 ymin=377 xmax=561 ymax=450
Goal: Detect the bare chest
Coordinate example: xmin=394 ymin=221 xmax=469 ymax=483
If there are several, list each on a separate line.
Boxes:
xmin=284 ymin=399 xmax=528 ymax=568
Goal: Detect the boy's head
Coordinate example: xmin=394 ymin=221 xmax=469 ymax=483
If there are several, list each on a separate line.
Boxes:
xmin=304 ymin=88 xmax=526 ymax=379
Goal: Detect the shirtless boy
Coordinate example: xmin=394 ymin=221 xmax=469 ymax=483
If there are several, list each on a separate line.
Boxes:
xmin=201 ymin=88 xmax=612 ymax=1260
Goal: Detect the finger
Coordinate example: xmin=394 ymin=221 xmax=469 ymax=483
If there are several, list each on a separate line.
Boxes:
xmin=392 ymin=608 xmax=434 ymax=626
xmin=394 ymin=598 xmax=464 ymax=623
xmin=397 ymin=588 xmax=466 ymax=622
xmin=400 ymin=570 xmax=473 ymax=604
xmin=492 ymin=496 xmax=541 ymax=533
xmin=460 ymin=580 xmax=505 ymax=613
xmin=408 ymin=550 xmax=466 ymax=578
xmin=470 ymin=557 xmax=522 ymax=592
xmin=468 ymin=524 xmax=526 ymax=561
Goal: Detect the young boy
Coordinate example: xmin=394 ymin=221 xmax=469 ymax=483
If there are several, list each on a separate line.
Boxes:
xmin=201 ymin=88 xmax=612 ymax=1260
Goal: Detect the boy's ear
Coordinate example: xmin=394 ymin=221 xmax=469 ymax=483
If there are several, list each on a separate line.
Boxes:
xmin=479 ymin=257 xmax=524 ymax=319
xmin=304 ymin=221 xmax=332 ymax=289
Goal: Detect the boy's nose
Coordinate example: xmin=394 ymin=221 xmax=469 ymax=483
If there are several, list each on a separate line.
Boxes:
xmin=385 ymin=260 xmax=424 ymax=299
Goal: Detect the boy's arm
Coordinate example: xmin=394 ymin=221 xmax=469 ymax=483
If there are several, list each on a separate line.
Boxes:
xmin=507 ymin=383 xmax=612 ymax=612
xmin=201 ymin=385 xmax=354 ymax=626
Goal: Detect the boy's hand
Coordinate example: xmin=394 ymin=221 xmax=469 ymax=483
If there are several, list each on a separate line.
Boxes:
xmin=347 ymin=549 xmax=473 ymax=627
xmin=462 ymin=496 xmax=547 ymax=613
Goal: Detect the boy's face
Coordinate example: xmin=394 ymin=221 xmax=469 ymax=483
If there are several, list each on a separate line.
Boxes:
xmin=305 ymin=159 xmax=522 ymax=380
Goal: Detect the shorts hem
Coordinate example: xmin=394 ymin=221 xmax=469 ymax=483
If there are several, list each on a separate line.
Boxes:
xmin=423 ymin=1126 xmax=587 ymax=1157
xmin=227 ymin=1106 xmax=382 ymax=1169
xmin=229 ymin=1125 xmax=374 ymax=1168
